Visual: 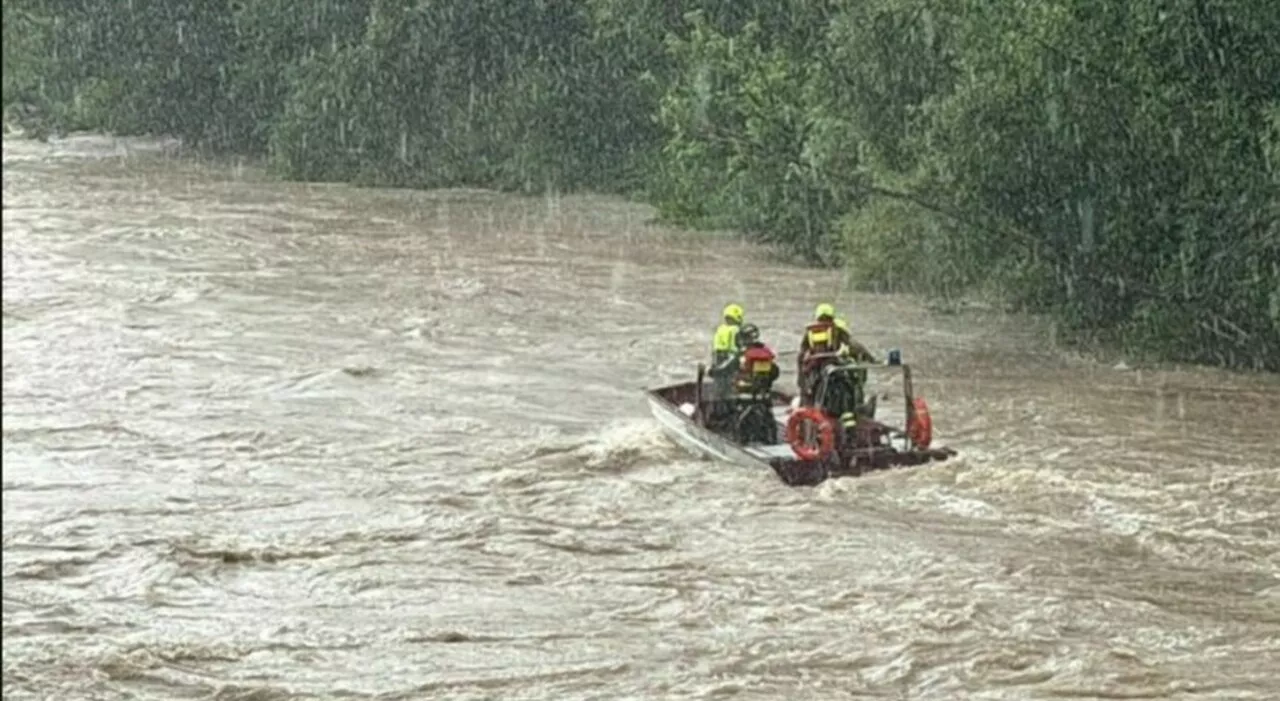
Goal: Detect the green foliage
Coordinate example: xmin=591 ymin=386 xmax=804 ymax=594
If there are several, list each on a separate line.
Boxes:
xmin=904 ymin=0 xmax=1280 ymax=368
xmin=650 ymin=6 xmax=864 ymax=263
xmin=3 ymin=3 xmax=49 ymax=105
xmin=4 ymin=0 xmax=1277 ymax=370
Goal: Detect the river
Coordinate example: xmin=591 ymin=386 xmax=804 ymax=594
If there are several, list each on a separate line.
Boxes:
xmin=4 ymin=135 xmax=1279 ymax=700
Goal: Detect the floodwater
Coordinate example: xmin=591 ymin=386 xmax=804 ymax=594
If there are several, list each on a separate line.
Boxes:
xmin=4 ymin=135 xmax=1279 ymax=700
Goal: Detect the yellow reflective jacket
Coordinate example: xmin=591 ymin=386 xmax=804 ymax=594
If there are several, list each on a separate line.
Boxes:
xmin=711 ymin=323 xmax=740 ymax=368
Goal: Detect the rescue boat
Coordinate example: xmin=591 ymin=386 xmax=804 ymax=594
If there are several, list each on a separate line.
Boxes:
xmin=643 ymin=355 xmax=957 ymax=486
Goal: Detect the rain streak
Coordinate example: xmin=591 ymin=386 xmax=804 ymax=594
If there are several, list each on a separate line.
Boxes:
xmin=3 ymin=136 xmax=1279 ymax=700
xmin=4 ymin=0 xmax=1280 ymax=698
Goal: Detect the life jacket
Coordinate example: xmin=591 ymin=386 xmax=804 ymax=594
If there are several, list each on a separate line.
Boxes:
xmin=805 ymin=321 xmax=838 ymax=354
xmin=802 ymin=321 xmax=850 ymax=376
xmin=735 ymin=345 xmax=776 ymax=391
xmin=712 ymin=323 xmax=739 ymax=356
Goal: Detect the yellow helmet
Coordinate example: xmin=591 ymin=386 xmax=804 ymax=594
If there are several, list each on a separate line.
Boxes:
xmin=814 ymin=303 xmax=835 ymax=320
xmin=722 ymin=303 xmax=744 ymax=324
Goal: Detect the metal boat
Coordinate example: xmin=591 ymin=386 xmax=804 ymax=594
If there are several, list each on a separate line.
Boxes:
xmin=644 ymin=362 xmax=957 ymax=486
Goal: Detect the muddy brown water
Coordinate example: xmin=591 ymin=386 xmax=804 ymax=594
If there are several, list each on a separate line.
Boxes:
xmin=3 ymin=135 xmax=1279 ymax=700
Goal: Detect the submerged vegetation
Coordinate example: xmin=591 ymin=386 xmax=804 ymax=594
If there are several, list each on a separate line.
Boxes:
xmin=4 ymin=0 xmax=1278 ymax=370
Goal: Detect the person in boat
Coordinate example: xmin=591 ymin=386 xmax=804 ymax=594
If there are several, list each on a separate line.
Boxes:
xmin=733 ymin=323 xmax=780 ymax=394
xmin=711 ymin=303 xmax=745 ymax=369
xmin=730 ymin=323 xmax=780 ymax=443
xmin=708 ymin=303 xmax=746 ymax=426
xmin=797 ymin=303 xmax=877 ymax=411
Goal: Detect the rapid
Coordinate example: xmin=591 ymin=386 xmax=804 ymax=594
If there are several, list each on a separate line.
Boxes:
xmin=4 ymin=135 xmax=1279 ymax=700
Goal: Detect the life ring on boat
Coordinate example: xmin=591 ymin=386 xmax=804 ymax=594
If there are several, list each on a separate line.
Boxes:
xmin=786 ymin=407 xmax=836 ymax=462
xmin=907 ymin=397 xmax=933 ymax=449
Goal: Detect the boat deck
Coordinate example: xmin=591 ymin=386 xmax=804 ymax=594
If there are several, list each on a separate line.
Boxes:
xmin=738 ymin=406 xmax=800 ymax=461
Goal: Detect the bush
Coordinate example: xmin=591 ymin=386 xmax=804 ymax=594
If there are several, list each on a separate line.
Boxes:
xmin=6 ymin=0 xmax=1276 ymax=370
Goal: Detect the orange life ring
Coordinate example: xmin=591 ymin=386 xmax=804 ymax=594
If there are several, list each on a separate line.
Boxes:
xmin=786 ymin=407 xmax=836 ymax=462
xmin=907 ymin=397 xmax=933 ymax=449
